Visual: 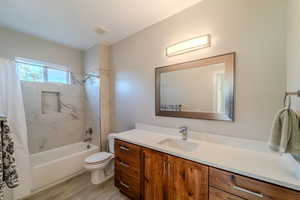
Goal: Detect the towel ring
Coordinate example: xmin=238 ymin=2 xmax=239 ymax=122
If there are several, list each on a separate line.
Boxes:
xmin=283 ymin=93 xmax=292 ymax=109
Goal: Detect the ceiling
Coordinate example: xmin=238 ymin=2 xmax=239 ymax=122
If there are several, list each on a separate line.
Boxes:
xmin=0 ymin=0 xmax=203 ymax=50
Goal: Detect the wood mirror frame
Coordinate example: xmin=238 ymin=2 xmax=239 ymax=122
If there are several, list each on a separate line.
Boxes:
xmin=155 ymin=52 xmax=235 ymax=121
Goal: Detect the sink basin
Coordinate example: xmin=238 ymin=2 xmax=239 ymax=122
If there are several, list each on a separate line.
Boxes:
xmin=158 ymin=138 xmax=199 ymax=152
xmin=284 ymin=154 xmax=300 ymax=180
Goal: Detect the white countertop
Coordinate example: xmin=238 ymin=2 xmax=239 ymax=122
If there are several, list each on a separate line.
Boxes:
xmin=114 ymin=124 xmax=300 ymax=192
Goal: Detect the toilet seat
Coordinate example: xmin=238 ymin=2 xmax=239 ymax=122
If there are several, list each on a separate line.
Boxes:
xmin=85 ymin=152 xmax=112 ymax=165
xmin=84 ymin=133 xmax=117 ymax=185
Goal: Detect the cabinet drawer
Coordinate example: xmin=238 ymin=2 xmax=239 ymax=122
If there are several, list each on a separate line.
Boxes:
xmin=209 ymin=167 xmax=300 ymax=200
xmin=209 ymin=187 xmax=245 ymax=200
xmin=115 ymin=139 xmax=141 ymax=168
xmin=116 ymin=171 xmax=140 ymax=200
xmin=115 ymin=157 xmax=140 ymax=178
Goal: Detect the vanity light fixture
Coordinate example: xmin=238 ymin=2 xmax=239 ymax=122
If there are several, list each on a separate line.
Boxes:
xmin=166 ymin=34 xmax=211 ymax=57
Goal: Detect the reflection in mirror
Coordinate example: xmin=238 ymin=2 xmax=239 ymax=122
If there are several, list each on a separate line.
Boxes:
xmin=156 ymin=53 xmax=235 ymax=121
xmin=160 ymin=63 xmax=226 ymax=113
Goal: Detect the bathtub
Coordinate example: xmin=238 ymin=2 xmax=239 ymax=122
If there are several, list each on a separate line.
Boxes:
xmin=30 ymin=142 xmax=99 ymax=192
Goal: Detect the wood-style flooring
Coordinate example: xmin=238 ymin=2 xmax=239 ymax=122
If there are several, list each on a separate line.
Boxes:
xmin=25 ymin=173 xmax=129 ymax=200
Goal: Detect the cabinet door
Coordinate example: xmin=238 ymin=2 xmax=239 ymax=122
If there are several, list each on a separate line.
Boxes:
xmin=143 ymin=148 xmax=168 ymax=200
xmin=168 ymin=155 xmax=209 ymax=200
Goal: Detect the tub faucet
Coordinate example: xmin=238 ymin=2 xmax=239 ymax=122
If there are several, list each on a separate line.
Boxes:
xmin=83 ymin=128 xmax=93 ymax=143
xmin=83 ymin=138 xmax=92 ymax=143
xmin=179 ymin=126 xmax=188 ymax=140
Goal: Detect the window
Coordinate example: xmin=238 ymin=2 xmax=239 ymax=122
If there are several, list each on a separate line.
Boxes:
xmin=46 ymin=68 xmax=69 ymax=84
xmin=17 ymin=62 xmax=44 ymax=82
xmin=214 ymin=72 xmax=225 ymax=113
xmin=16 ymin=58 xmax=70 ymax=84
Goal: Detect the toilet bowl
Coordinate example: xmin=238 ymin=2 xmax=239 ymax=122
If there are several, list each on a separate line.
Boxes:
xmin=84 ymin=134 xmax=116 ymax=184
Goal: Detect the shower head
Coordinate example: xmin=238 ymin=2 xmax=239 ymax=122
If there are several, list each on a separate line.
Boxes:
xmin=82 ymin=75 xmax=93 ymax=83
xmin=82 ymin=77 xmax=89 ymax=83
xmin=82 ymin=74 xmax=99 ymax=83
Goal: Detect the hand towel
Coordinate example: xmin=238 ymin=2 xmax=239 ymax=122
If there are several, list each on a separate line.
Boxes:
xmin=269 ymin=108 xmax=300 ymax=155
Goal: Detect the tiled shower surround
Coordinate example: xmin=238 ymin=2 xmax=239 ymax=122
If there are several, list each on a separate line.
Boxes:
xmin=21 ymin=76 xmax=99 ymax=154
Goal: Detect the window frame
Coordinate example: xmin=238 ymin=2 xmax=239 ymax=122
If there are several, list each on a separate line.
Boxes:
xmin=16 ymin=58 xmax=71 ymax=84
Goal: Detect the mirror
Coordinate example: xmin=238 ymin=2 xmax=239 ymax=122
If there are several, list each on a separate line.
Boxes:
xmin=155 ymin=53 xmax=235 ymax=121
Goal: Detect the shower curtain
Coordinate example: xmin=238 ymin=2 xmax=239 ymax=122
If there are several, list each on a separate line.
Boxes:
xmin=0 ymin=58 xmax=32 ymax=199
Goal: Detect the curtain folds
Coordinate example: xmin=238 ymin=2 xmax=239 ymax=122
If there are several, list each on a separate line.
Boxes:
xmin=0 ymin=58 xmax=32 ymax=199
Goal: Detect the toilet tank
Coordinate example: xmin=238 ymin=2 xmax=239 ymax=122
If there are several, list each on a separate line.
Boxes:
xmin=108 ymin=133 xmax=117 ymax=154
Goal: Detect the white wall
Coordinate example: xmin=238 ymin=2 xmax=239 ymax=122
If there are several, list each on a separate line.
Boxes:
xmin=286 ymin=0 xmax=300 ymax=111
xmin=111 ymin=0 xmax=287 ymax=141
xmin=0 ymin=26 xmax=83 ymax=73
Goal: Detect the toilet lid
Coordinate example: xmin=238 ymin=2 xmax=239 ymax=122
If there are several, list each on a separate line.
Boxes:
xmin=85 ymin=152 xmax=112 ymax=164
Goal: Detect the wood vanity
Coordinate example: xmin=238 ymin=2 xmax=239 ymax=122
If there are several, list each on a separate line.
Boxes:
xmin=115 ymin=139 xmax=300 ymax=200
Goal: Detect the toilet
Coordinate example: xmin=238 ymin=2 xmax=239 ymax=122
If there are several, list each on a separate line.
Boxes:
xmin=84 ymin=134 xmax=116 ymax=184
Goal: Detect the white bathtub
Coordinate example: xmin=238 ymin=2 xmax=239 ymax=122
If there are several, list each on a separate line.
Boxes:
xmin=30 ymin=142 xmax=99 ymax=192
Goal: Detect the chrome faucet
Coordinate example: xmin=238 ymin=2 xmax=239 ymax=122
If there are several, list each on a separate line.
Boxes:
xmin=179 ymin=126 xmax=188 ymax=140
xmin=83 ymin=128 xmax=93 ymax=143
xmin=83 ymin=138 xmax=92 ymax=143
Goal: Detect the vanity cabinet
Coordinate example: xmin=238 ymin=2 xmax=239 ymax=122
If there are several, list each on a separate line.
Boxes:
xmin=115 ymin=140 xmax=142 ymax=200
xmin=143 ymin=148 xmax=209 ymax=200
xmin=143 ymin=148 xmax=168 ymax=200
xmin=168 ymin=155 xmax=209 ymax=200
xmin=115 ymin=139 xmax=300 ymax=200
xmin=209 ymin=167 xmax=300 ymax=200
